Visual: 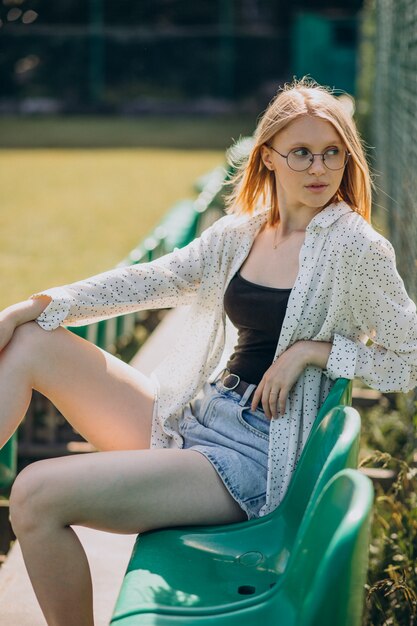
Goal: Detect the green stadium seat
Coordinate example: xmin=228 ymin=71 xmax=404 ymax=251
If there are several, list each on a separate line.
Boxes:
xmin=111 ymin=381 xmax=364 ymax=625
xmin=110 ymin=466 xmax=372 ymax=625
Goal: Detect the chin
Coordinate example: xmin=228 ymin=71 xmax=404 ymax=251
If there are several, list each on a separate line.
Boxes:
xmin=303 ymin=192 xmax=336 ymax=208
xmin=307 ymin=198 xmax=332 ymax=209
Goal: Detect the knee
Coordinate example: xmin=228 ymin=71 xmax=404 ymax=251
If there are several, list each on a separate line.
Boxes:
xmin=9 ymin=461 xmax=52 ymax=536
xmin=5 ymin=322 xmax=57 ymax=381
xmin=10 ymin=321 xmax=47 ymax=353
xmin=6 ymin=321 xmax=47 ymax=364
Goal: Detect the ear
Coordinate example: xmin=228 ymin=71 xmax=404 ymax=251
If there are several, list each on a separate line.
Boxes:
xmin=260 ymin=144 xmax=274 ymax=171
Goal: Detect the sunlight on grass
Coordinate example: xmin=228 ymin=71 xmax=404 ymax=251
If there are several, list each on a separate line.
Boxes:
xmin=0 ymin=148 xmax=223 ymax=311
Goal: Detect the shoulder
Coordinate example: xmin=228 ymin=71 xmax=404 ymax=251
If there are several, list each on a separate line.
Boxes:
xmin=330 ymin=206 xmax=395 ymax=260
xmin=214 ymin=210 xmax=267 ymax=230
xmin=200 ymin=209 xmax=267 ymax=241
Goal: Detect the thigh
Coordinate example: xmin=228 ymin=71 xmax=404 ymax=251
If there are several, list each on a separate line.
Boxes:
xmin=15 ymin=322 xmax=156 ymax=451
xmin=12 ymin=449 xmax=247 ymax=533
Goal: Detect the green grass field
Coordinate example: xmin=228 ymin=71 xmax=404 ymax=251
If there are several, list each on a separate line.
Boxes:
xmin=0 ymin=115 xmax=255 ymax=149
xmin=0 ymin=115 xmax=255 ymax=312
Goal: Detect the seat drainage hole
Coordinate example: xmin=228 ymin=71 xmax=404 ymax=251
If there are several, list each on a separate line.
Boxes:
xmin=238 ymin=585 xmax=256 ymax=595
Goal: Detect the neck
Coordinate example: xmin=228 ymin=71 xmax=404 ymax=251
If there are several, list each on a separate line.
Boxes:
xmin=277 ymin=203 xmax=323 ymax=235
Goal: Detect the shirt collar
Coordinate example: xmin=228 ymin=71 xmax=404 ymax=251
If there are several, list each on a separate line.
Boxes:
xmin=234 ymin=200 xmax=353 ymax=233
xmin=307 ymin=201 xmax=353 ymax=230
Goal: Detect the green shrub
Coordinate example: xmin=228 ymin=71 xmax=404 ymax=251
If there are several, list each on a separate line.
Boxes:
xmin=359 ymin=395 xmax=417 ymax=625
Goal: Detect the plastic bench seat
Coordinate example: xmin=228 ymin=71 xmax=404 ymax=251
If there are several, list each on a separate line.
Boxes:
xmin=111 ymin=380 xmax=361 ymax=625
xmin=110 ymin=468 xmax=373 ymax=626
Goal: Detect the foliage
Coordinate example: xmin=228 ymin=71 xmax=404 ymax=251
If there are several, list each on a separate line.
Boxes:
xmin=356 ymin=3 xmax=417 ymax=618
xmin=358 ymin=394 xmax=417 ymax=626
xmin=359 ymin=394 xmax=417 ymax=460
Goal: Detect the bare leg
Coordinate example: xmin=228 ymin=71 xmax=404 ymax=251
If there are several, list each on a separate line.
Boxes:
xmin=10 ymin=449 xmax=246 ymax=626
xmin=0 ymin=322 xmax=155 ymax=450
xmin=4 ymin=322 xmax=246 ymax=625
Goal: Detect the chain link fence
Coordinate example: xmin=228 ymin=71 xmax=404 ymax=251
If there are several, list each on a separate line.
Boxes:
xmin=373 ymin=0 xmax=417 ymax=303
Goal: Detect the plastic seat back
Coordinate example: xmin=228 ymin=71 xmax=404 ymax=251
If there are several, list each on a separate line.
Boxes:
xmin=111 ymin=406 xmax=362 ymax=622
xmin=312 ymin=377 xmax=352 ymax=433
xmin=282 ymin=469 xmax=374 ymax=626
xmin=276 ymin=405 xmax=361 ymax=537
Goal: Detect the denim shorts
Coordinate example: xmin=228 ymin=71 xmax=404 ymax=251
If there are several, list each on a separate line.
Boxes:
xmin=178 ymin=378 xmax=270 ymax=520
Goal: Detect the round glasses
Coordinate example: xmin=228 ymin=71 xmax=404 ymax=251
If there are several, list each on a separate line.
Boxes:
xmin=267 ymin=145 xmax=350 ymax=172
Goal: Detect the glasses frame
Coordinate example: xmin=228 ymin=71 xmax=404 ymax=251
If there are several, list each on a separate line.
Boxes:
xmin=266 ymin=144 xmax=351 ymax=172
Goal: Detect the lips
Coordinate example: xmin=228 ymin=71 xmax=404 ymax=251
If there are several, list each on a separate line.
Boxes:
xmin=305 ymin=183 xmax=329 ymax=192
xmin=306 ymin=183 xmax=329 ymax=194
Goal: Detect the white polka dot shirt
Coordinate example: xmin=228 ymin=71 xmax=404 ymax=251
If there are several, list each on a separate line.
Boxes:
xmin=31 ymin=201 xmax=417 ymax=516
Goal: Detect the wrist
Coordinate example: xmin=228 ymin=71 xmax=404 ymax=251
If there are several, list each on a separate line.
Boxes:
xmin=0 ymin=296 xmax=52 ymax=327
xmin=299 ymin=340 xmax=332 ymax=369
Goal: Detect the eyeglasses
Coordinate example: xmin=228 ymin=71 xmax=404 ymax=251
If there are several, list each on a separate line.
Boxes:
xmin=266 ymin=145 xmax=351 ymax=172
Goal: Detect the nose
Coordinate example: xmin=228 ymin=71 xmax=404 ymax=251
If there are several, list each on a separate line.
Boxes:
xmin=308 ymin=154 xmax=326 ymax=175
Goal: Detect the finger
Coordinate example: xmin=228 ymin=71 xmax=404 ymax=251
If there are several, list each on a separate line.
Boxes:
xmin=251 ymin=383 xmax=262 ymax=411
xmin=278 ymin=391 xmax=287 ymax=416
xmin=262 ymin=385 xmax=274 ymax=419
xmin=269 ymin=391 xmax=279 ymax=419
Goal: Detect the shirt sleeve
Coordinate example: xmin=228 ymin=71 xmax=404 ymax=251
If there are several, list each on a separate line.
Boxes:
xmin=30 ymin=217 xmax=221 ymax=331
xmin=325 ymin=237 xmax=417 ymax=392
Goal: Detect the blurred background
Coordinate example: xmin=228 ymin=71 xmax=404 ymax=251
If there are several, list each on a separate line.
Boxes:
xmin=0 ymin=0 xmax=360 ymax=114
xmin=0 ymin=0 xmax=367 ymax=310
xmin=0 ymin=0 xmax=415 ymax=305
xmin=1 ymin=2 xmax=417 ymax=623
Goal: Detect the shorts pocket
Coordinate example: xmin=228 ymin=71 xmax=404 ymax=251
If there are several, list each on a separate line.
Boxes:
xmin=237 ymin=407 xmax=270 ymax=440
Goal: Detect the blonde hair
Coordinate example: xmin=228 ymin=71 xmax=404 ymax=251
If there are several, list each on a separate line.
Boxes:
xmin=224 ymin=77 xmax=372 ymax=225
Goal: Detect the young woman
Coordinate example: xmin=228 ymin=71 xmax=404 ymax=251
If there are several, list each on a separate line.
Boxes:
xmin=1 ymin=78 xmax=416 ymax=626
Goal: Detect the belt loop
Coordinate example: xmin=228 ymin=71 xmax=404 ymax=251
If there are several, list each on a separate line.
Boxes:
xmin=239 ymin=383 xmax=257 ymax=406
xmin=214 ymin=367 xmax=226 ymax=384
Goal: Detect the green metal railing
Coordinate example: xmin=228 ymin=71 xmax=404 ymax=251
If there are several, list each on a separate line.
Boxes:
xmin=0 ymin=438 xmax=17 ymax=491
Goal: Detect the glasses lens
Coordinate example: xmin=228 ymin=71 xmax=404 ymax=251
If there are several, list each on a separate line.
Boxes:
xmin=323 ymin=148 xmax=347 ymax=170
xmin=287 ymin=148 xmax=348 ymax=171
xmin=287 ymin=148 xmax=313 ymax=171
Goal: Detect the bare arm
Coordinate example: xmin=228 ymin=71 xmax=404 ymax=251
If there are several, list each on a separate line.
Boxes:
xmin=302 ymin=339 xmax=332 ymax=369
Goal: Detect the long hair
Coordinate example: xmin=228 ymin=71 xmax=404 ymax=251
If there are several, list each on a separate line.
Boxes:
xmin=224 ymin=77 xmax=372 ymax=226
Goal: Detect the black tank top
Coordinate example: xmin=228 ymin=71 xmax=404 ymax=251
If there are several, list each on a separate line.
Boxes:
xmin=223 ymin=271 xmax=292 ymax=385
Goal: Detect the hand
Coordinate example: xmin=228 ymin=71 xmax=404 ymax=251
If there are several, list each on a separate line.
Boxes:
xmin=0 ymin=296 xmax=51 ymax=352
xmin=250 ymin=340 xmax=332 ymax=419
xmin=250 ymin=342 xmax=308 ymax=419
xmin=0 ymin=314 xmax=17 ymax=353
